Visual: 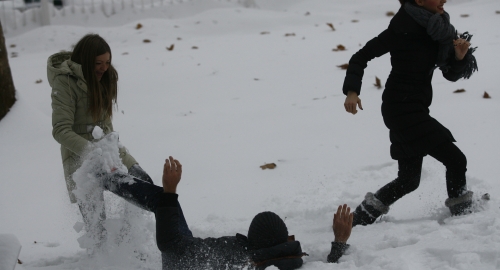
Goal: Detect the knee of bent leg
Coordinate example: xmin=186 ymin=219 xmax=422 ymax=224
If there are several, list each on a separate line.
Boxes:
xmin=406 ymin=174 xmax=421 ymax=192
xmin=446 ymin=151 xmax=467 ymax=173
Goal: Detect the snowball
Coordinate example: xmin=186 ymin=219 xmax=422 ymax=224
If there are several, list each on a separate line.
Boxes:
xmin=92 ymin=126 xmax=104 ymax=140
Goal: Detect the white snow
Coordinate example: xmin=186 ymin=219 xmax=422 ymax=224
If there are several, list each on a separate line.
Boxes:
xmin=1 ymin=0 xmax=500 ymax=269
xmin=0 ymin=234 xmax=22 ymax=270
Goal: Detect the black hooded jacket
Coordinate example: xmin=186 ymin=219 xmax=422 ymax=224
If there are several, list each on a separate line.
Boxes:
xmin=342 ymin=6 xmax=470 ymax=159
xmin=155 ymin=193 xmax=348 ymax=269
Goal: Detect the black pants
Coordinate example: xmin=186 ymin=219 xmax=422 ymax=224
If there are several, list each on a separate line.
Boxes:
xmin=102 ymin=173 xmax=193 ymax=237
xmin=375 ymin=141 xmax=467 ymax=206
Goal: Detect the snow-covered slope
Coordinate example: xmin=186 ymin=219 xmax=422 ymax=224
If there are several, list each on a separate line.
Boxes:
xmin=1 ymin=0 xmax=499 ymax=269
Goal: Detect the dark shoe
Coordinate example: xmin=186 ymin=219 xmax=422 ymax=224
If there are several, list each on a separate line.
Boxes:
xmin=352 ymin=192 xmax=390 ymax=227
xmin=445 ymin=191 xmax=474 ymax=216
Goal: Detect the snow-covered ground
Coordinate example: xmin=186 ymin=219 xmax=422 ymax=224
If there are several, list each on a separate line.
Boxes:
xmin=1 ymin=0 xmax=500 ymax=269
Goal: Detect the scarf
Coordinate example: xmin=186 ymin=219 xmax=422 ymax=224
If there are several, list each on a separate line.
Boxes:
xmin=404 ymin=3 xmax=478 ymax=79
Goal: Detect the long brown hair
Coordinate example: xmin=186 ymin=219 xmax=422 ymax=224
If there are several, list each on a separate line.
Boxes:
xmin=71 ymin=34 xmax=118 ymax=122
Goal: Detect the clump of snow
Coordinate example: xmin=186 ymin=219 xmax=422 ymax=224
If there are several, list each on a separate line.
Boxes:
xmin=69 ymin=132 xmax=159 ymax=268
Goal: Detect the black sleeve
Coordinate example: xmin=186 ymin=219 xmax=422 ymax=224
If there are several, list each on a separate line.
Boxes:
xmin=342 ymin=29 xmax=394 ymax=96
xmin=441 ymin=53 xmax=470 ymax=82
xmin=155 ymin=193 xmax=182 ymax=251
xmin=327 ymin=242 xmax=350 ymax=263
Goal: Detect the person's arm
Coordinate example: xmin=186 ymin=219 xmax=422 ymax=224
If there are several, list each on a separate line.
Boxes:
xmin=155 ymin=193 xmax=184 ymax=251
xmin=343 ymin=29 xmax=395 ymax=115
xmin=156 ymin=156 xmax=183 ymax=251
xmin=327 ymin=204 xmax=353 ymax=263
xmin=51 ymin=76 xmax=93 ymax=156
xmin=155 ymin=158 xmax=246 ymax=268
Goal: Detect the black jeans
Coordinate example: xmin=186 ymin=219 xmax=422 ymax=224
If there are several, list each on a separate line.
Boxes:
xmin=375 ymin=141 xmax=467 ymax=206
xmin=102 ymin=173 xmax=193 ymax=237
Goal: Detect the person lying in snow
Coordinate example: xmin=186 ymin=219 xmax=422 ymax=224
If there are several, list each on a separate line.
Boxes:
xmin=98 ymin=156 xmax=353 ymax=269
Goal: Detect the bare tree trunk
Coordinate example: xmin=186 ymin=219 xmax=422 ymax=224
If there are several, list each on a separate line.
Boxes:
xmin=0 ymin=20 xmax=17 ymax=121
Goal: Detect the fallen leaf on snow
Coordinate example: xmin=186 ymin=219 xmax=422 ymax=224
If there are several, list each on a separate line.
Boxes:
xmin=461 ymin=14 xmax=469 ymax=17
xmin=122 ymin=52 xmax=129 ymax=55
xmin=285 ymin=33 xmax=296 ymax=37
xmin=332 ymin=44 xmax=346 ymax=51
xmin=136 ymin=23 xmax=142 ymax=29
xmin=192 ymin=46 xmax=199 ymax=49
xmin=18 ymin=259 xmax=22 ymax=264
xmin=11 ymin=52 xmax=18 ymax=58
xmin=35 ymin=79 xmax=42 ymax=84
xmin=326 ymin=23 xmax=335 ymax=31
xmin=260 ymin=163 xmax=277 ymax=170
xmin=337 ymin=63 xmax=349 ymax=70
xmin=177 ymin=37 xmax=182 ymax=40
xmin=386 ymin=11 xmax=395 ymax=16
xmin=352 ymin=20 xmax=359 ymax=23
xmin=260 ymin=31 xmax=270 ymax=35
xmin=305 ymin=12 xmax=310 ymax=16
xmin=10 ymin=44 xmax=16 ymax=48
xmin=374 ymin=76 xmax=382 ymax=89
xmin=483 ymin=91 xmax=491 ymax=99
xmin=143 ymin=39 xmax=151 ymax=43
xmin=166 ymin=44 xmax=175 ymax=51
xmin=454 ymin=89 xmax=466 ymax=93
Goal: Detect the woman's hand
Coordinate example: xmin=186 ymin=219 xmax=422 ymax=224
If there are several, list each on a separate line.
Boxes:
xmin=344 ymin=91 xmax=363 ymax=115
xmin=453 ymin=38 xmax=470 ymax=61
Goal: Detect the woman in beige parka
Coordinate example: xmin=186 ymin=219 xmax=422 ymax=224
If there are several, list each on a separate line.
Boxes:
xmin=48 ymin=34 xmax=152 ymax=246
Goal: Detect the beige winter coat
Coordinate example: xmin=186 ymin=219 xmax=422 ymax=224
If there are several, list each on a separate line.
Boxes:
xmin=48 ymin=52 xmax=137 ymax=203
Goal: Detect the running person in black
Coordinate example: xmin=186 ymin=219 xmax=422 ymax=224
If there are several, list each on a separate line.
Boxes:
xmin=342 ymin=0 xmax=478 ymax=226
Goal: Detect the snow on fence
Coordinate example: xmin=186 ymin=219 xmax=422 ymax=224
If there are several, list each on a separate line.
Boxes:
xmin=0 ymin=0 xmax=257 ymax=36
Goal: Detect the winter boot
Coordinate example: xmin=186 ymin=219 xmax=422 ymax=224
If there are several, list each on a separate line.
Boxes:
xmin=352 ymin=192 xmax=390 ymax=227
xmin=445 ymin=190 xmax=474 ymax=216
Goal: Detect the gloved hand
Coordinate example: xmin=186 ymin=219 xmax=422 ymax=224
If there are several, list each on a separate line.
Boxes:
xmin=128 ymin=164 xmax=154 ymax=184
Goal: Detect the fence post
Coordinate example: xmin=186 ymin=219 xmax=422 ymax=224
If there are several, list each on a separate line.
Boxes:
xmin=40 ymin=0 xmax=51 ymax=26
xmin=11 ymin=0 xmax=16 ymax=30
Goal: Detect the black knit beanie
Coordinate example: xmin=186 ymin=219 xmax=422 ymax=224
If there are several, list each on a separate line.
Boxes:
xmin=247 ymin=211 xmax=288 ymax=250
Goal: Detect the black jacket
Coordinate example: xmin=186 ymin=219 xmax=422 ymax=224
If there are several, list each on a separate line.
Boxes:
xmin=342 ymin=6 xmax=469 ymax=159
xmin=155 ymin=193 xmax=348 ymax=269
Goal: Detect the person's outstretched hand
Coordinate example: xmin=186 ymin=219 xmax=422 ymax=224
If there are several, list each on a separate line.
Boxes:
xmin=333 ymin=204 xmax=353 ymax=243
xmin=344 ymin=91 xmax=363 ymax=115
xmin=162 ymin=156 xmax=182 ymax=194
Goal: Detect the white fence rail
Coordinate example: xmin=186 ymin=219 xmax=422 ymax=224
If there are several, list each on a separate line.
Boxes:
xmin=0 ymin=0 xmax=257 ymax=36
